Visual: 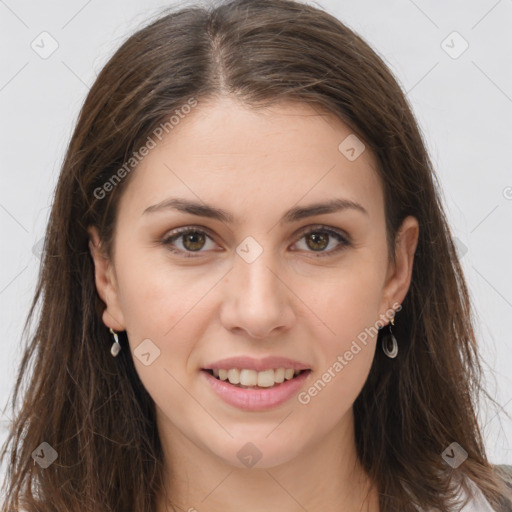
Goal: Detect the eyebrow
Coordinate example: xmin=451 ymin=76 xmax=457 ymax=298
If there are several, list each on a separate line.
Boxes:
xmin=142 ymin=197 xmax=368 ymax=223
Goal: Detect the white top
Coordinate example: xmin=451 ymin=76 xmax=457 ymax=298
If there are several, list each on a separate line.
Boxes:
xmin=419 ymin=477 xmax=496 ymax=512
xmin=458 ymin=479 xmax=496 ymax=512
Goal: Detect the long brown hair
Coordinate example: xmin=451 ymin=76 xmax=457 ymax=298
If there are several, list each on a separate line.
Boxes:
xmin=1 ymin=0 xmax=511 ymax=510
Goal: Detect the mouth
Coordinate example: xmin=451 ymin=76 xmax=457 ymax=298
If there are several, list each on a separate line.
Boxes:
xmin=202 ymin=368 xmax=311 ymax=389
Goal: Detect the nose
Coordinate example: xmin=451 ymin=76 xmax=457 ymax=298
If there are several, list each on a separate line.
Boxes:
xmin=219 ymin=247 xmax=295 ymax=340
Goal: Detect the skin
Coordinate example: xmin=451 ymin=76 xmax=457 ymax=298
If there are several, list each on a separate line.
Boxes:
xmin=89 ymin=96 xmax=419 ymax=512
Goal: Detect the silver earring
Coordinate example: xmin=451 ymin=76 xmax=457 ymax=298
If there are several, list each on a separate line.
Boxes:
xmin=109 ymin=328 xmax=121 ymax=357
xmin=382 ymin=316 xmax=398 ymax=359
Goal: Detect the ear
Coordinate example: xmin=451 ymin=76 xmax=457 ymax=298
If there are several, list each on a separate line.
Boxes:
xmin=379 ymin=215 xmax=419 ymax=319
xmin=87 ymin=226 xmax=126 ymax=331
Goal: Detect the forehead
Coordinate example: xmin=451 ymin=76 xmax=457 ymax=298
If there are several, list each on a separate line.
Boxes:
xmin=117 ymin=97 xmax=384 ymax=224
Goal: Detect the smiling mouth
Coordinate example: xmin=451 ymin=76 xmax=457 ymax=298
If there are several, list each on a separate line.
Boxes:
xmin=203 ymin=368 xmax=311 ymax=389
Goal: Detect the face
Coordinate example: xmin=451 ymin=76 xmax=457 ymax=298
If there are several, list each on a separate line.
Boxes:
xmin=89 ymin=96 xmax=418 ymax=470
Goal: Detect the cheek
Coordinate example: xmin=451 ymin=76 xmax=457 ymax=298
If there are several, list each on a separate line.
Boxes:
xmin=114 ymin=243 xmax=216 ymax=337
xmin=113 ymin=250 xmax=207 ymax=416
xmin=293 ymin=253 xmax=384 ymax=403
xmin=300 ymin=351 xmax=375 ymax=435
xmin=299 ymin=328 xmax=377 ymax=416
xmin=293 ymin=254 xmax=386 ymax=339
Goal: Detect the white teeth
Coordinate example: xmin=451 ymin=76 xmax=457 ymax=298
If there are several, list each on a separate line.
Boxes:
xmin=227 ymin=368 xmax=240 ymax=384
xmin=257 ymin=369 xmax=275 ymax=388
xmin=284 ymin=369 xmax=294 ymax=380
xmin=274 ymin=368 xmax=285 ymax=383
xmin=239 ymin=369 xmax=258 ymax=386
xmin=211 ymin=367 xmax=304 ymax=387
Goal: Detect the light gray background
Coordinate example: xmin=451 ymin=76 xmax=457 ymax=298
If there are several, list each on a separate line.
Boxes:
xmin=1 ymin=0 xmax=511 ymax=484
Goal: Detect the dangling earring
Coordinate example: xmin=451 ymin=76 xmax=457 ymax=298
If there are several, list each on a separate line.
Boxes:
xmin=382 ymin=316 xmax=398 ymax=359
xmin=109 ymin=328 xmax=122 ymax=357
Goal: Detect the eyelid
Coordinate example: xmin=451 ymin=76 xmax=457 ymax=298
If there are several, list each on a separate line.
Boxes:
xmin=294 ymin=224 xmax=351 ymax=243
xmin=161 ymin=225 xmax=219 ymax=256
xmin=161 ymin=224 xmax=351 ymax=257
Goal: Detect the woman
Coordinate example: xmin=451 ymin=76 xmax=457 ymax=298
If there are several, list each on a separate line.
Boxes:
xmin=1 ymin=0 xmax=511 ymax=510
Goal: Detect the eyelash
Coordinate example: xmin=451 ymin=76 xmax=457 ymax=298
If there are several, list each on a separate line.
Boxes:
xmin=161 ymin=225 xmax=351 ymax=258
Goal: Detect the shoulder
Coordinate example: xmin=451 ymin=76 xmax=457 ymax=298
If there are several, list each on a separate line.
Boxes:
xmin=417 ymin=465 xmax=512 ymax=512
xmin=495 ymin=464 xmax=512 ymax=488
xmin=459 ymin=479 xmax=497 ymax=511
xmin=494 ymin=465 xmax=512 ymax=512
xmin=460 ymin=465 xmax=512 ymax=512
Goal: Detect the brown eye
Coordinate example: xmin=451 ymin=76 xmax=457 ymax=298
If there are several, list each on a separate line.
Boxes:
xmin=181 ymin=231 xmax=206 ymax=251
xmin=293 ymin=226 xmax=350 ymax=256
xmin=162 ymin=227 xmax=217 ymax=256
xmin=305 ymin=232 xmax=329 ymax=251
xmin=162 ymin=225 xmax=350 ymax=258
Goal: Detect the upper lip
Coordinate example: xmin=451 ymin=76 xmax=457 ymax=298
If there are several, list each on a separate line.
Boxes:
xmin=203 ymin=356 xmax=311 ymax=372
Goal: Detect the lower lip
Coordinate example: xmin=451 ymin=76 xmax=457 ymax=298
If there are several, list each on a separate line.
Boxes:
xmin=201 ymin=369 xmax=311 ymax=411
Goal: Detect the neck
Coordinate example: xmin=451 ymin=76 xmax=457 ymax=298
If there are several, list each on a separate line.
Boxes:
xmin=155 ymin=407 xmax=380 ymax=512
